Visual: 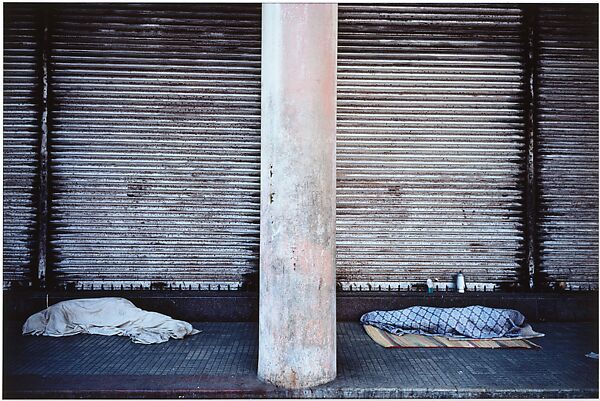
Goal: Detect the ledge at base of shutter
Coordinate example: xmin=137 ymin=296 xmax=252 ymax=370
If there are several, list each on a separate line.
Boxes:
xmin=3 ymin=290 xmax=597 ymax=323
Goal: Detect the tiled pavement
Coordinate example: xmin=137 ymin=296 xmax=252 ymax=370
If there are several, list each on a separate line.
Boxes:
xmin=3 ymin=321 xmax=598 ymax=398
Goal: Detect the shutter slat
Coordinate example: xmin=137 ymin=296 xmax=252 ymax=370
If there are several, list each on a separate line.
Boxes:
xmin=536 ymin=5 xmax=599 ymax=290
xmin=49 ymin=4 xmax=261 ymax=290
xmin=336 ymin=5 xmax=527 ymax=291
xmin=3 ymin=5 xmax=40 ymax=288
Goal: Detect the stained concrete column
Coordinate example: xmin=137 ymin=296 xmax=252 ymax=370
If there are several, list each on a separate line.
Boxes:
xmin=258 ymin=4 xmax=337 ymax=389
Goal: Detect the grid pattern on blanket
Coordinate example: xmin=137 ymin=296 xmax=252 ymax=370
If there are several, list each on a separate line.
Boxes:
xmin=360 ymin=305 xmax=543 ymax=339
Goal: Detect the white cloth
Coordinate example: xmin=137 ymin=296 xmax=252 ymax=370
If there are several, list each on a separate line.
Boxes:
xmin=22 ymin=297 xmax=200 ymax=344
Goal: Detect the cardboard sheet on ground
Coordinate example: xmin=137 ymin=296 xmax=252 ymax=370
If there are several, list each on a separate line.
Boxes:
xmin=363 ymin=324 xmax=541 ymax=349
xmin=22 ymin=297 xmax=200 ymax=344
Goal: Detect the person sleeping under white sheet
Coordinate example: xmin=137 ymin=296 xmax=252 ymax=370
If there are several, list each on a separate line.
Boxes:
xmin=22 ymin=297 xmax=200 ymax=344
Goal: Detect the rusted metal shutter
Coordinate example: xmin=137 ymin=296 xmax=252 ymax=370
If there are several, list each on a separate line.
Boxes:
xmin=536 ymin=5 xmax=599 ymax=290
xmin=48 ymin=4 xmax=261 ymax=290
xmin=3 ymin=5 xmax=40 ymax=288
xmin=336 ymin=5 xmax=527 ymax=291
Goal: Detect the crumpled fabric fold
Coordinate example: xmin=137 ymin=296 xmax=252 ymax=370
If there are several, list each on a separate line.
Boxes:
xmin=23 ymin=297 xmax=200 ymax=344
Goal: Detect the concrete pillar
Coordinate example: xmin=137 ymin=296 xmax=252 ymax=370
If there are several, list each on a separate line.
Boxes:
xmin=258 ymin=4 xmax=337 ymax=389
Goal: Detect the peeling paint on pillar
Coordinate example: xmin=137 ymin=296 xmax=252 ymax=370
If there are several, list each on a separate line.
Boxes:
xmin=259 ymin=4 xmax=337 ymax=389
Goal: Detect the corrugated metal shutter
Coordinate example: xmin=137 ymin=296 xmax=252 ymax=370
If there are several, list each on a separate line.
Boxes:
xmin=536 ymin=5 xmax=599 ymax=290
xmin=48 ymin=4 xmax=261 ymax=290
xmin=3 ymin=4 xmax=40 ymax=288
xmin=336 ymin=5 xmax=527 ymax=291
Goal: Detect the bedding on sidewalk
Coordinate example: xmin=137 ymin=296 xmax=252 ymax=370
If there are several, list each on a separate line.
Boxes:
xmin=361 ymin=305 xmax=544 ymax=340
xmin=363 ymin=324 xmax=541 ymax=349
xmin=22 ymin=297 xmax=200 ymax=344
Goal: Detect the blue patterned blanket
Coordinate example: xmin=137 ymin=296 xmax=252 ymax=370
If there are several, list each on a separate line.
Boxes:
xmin=361 ymin=305 xmax=544 ymax=340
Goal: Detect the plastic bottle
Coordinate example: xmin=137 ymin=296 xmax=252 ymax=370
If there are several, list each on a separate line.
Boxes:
xmin=456 ymin=271 xmax=465 ymax=293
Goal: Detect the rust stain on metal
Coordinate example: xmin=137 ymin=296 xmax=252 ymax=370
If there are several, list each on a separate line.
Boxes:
xmin=535 ymin=5 xmax=599 ymax=290
xmin=46 ymin=4 xmax=262 ymax=289
xmin=3 ymin=4 xmax=41 ymax=288
xmin=521 ymin=5 xmax=541 ymax=290
xmin=336 ymin=4 xmax=528 ymax=290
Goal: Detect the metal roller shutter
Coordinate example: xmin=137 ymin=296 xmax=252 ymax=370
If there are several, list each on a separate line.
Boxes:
xmin=49 ymin=4 xmax=261 ymax=290
xmin=536 ymin=5 xmax=599 ymax=290
xmin=336 ymin=5 xmax=527 ymax=291
xmin=3 ymin=4 xmax=40 ymax=288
